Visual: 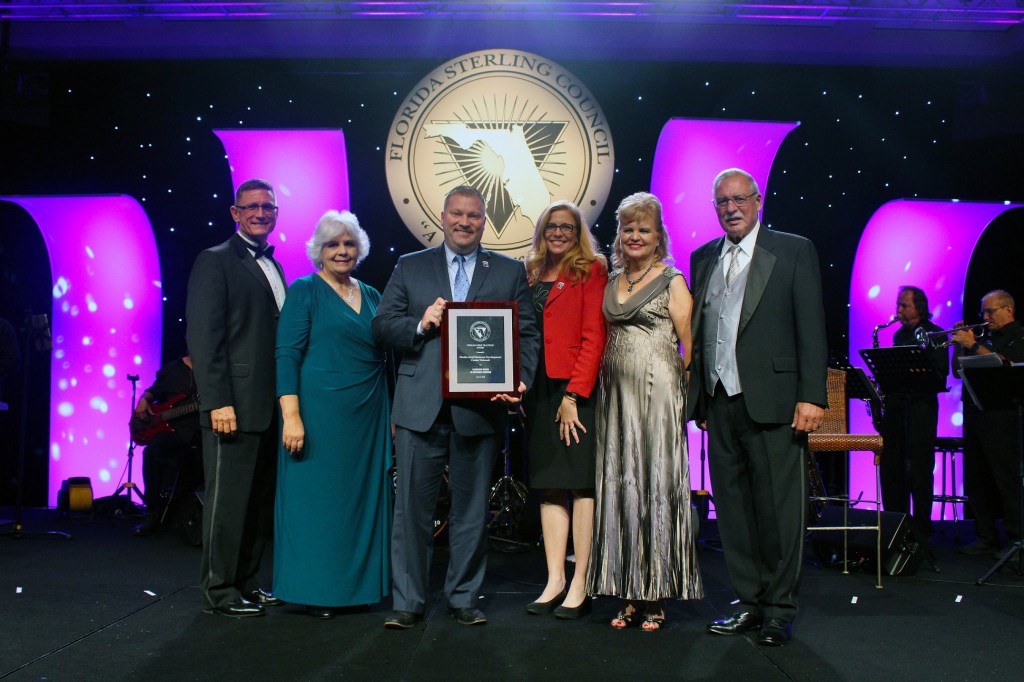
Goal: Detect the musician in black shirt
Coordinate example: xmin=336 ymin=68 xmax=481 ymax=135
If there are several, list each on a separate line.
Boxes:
xmin=131 ymin=356 xmax=202 ymax=536
xmin=953 ymin=290 xmax=1024 ymax=555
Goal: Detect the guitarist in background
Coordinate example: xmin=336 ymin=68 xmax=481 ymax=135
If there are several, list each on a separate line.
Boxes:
xmin=131 ymin=355 xmax=202 ymax=536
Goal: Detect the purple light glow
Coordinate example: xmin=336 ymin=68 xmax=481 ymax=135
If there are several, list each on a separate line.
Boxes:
xmin=848 ymin=199 xmax=1023 ymax=518
xmin=213 ymin=129 xmax=350 ymax=282
xmin=0 ymin=195 xmax=162 ymax=505
xmin=650 ymin=117 xmax=800 ymax=514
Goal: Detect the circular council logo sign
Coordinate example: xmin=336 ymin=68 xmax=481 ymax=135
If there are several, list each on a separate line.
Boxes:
xmin=386 ymin=49 xmax=615 ymax=259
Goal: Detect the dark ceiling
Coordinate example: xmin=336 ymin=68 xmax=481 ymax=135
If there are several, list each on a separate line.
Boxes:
xmin=2 ymin=1 xmax=1023 ymax=67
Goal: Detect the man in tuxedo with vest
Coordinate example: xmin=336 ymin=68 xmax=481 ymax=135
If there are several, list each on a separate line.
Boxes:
xmin=186 ymin=178 xmax=287 ymax=617
xmin=688 ymin=168 xmax=827 ymax=646
xmin=373 ymin=185 xmax=539 ymax=629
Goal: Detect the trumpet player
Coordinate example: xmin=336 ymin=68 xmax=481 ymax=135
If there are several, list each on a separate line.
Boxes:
xmin=952 ymin=290 xmax=1024 ymax=556
xmin=880 ymin=286 xmax=949 ymax=539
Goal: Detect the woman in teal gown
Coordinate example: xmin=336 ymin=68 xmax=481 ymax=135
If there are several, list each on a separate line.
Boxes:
xmin=273 ymin=210 xmax=392 ymax=618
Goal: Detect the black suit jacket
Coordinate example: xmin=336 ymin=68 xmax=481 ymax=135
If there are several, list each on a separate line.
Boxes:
xmin=372 ymin=245 xmax=539 ymax=436
xmin=186 ymin=233 xmax=286 ymax=432
xmin=687 ymin=227 xmax=828 ymax=424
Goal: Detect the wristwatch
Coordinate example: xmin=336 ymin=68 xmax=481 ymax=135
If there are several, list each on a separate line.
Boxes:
xmin=564 ymin=391 xmax=580 ymax=402
xmin=969 ymin=342 xmax=980 ymax=353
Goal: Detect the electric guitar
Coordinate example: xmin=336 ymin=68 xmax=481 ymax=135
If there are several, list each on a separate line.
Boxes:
xmin=130 ymin=393 xmax=199 ymax=445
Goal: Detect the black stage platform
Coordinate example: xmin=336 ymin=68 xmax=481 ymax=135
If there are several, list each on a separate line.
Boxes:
xmin=2 ymin=507 xmax=1022 ymax=681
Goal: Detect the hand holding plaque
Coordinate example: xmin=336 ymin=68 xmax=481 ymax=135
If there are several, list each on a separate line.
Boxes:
xmin=441 ymin=301 xmax=521 ymax=399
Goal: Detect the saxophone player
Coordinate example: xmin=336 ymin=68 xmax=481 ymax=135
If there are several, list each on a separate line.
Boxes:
xmin=880 ymin=286 xmax=949 ymax=540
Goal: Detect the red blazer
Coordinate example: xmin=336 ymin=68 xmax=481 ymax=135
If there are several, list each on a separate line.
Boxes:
xmin=539 ymin=261 xmax=608 ymax=398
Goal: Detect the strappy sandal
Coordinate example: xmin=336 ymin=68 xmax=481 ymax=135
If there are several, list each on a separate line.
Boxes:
xmin=641 ymin=612 xmax=665 ymax=631
xmin=610 ymin=605 xmax=639 ymax=629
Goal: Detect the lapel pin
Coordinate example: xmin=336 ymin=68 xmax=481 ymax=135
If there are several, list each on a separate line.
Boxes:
xmin=481 ymin=260 xmax=489 ymax=268
xmin=557 ymin=282 xmax=565 ymax=289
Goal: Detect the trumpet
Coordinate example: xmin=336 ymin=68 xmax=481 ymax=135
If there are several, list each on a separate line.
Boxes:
xmin=872 ymin=315 xmax=899 ymax=348
xmin=915 ymin=322 xmax=989 ymax=349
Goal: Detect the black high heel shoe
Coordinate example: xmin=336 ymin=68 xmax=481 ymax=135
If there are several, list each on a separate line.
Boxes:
xmin=554 ymin=596 xmax=592 ymax=620
xmin=526 ymin=589 xmax=567 ymax=615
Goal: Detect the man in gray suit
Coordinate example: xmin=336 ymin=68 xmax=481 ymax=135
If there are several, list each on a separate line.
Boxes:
xmin=688 ymin=168 xmax=827 ymax=646
xmin=186 ymin=179 xmax=287 ymax=617
xmin=373 ymin=185 xmax=539 ymax=629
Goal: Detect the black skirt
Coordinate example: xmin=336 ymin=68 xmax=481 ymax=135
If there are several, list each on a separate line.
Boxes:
xmin=525 ymin=350 xmax=597 ymax=490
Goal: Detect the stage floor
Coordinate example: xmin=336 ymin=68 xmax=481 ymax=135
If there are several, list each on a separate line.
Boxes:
xmin=2 ymin=507 xmax=1022 ymax=681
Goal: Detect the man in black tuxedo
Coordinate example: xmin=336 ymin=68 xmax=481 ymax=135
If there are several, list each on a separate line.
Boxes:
xmin=688 ymin=168 xmax=827 ymax=646
xmin=373 ymin=185 xmax=539 ymax=629
xmin=186 ymin=179 xmax=287 ymax=617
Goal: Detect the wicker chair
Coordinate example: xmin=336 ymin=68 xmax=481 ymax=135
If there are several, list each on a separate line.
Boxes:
xmin=807 ymin=368 xmax=886 ymax=588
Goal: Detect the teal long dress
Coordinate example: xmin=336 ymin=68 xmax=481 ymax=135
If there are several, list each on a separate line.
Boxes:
xmin=273 ymin=274 xmax=392 ymax=607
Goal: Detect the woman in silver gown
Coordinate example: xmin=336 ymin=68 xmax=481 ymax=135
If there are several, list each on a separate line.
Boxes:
xmin=586 ymin=192 xmax=703 ymax=631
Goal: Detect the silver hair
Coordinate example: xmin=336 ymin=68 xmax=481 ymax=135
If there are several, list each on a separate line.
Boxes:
xmin=306 ymin=210 xmax=370 ymax=270
xmin=712 ymin=168 xmax=761 ymax=197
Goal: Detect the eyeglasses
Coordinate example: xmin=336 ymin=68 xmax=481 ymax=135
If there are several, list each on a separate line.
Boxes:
xmin=713 ymin=192 xmax=758 ymax=209
xmin=235 ymin=203 xmax=278 ymax=214
xmin=544 ymin=223 xmax=577 ymax=234
xmin=979 ymin=305 xmax=1010 ymax=317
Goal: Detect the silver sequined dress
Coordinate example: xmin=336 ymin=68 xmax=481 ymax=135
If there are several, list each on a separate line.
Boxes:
xmin=585 ymin=267 xmax=703 ymax=601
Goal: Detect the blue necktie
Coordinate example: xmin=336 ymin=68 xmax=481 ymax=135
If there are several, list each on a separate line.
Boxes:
xmin=453 ymin=255 xmax=469 ymax=302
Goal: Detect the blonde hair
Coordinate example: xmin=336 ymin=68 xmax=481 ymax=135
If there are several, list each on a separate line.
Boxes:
xmin=610 ymin=192 xmax=672 ymax=271
xmin=524 ymin=200 xmax=606 ymax=284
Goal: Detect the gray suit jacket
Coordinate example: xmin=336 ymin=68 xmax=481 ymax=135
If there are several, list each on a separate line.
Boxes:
xmin=372 ymin=245 xmax=539 ymax=436
xmin=687 ymin=227 xmax=827 ymax=424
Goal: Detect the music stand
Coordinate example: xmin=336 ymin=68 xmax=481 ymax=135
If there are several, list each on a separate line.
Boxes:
xmin=860 ymin=347 xmax=946 ymax=551
xmin=860 ymin=347 xmax=947 ymax=397
xmin=963 ymin=365 xmax=1024 ymax=584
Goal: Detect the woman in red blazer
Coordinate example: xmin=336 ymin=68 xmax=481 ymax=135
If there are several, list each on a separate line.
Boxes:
xmin=523 ymin=200 xmax=608 ymax=619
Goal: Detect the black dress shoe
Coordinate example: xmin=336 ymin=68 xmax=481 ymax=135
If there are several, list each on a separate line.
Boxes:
xmin=758 ymin=617 xmax=792 ymax=646
xmin=553 ymin=597 xmax=592 ymax=620
xmin=707 ymin=611 xmax=763 ymax=635
xmin=448 ymin=607 xmax=487 ymax=625
xmin=384 ymin=610 xmax=421 ymax=629
xmin=306 ymin=605 xmax=334 ymax=619
xmin=526 ymin=590 xmax=566 ymax=615
xmin=206 ymin=599 xmax=265 ymax=618
xmin=247 ymin=588 xmax=283 ymax=606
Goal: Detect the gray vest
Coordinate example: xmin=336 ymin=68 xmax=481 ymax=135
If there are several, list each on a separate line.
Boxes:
xmin=702 ymin=251 xmax=749 ymax=396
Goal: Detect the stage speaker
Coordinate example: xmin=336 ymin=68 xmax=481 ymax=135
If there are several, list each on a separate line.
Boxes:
xmin=810 ymin=506 xmax=924 ymax=576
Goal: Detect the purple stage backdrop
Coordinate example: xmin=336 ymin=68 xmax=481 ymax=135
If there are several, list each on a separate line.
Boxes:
xmin=0 ymin=195 xmax=162 ymax=505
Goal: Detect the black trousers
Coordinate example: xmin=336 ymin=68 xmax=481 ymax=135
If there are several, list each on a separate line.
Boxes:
xmin=963 ymin=410 xmax=1021 ymax=546
xmin=141 ymin=428 xmax=202 ymax=513
xmin=880 ymin=394 xmax=938 ymax=537
xmin=706 ymin=388 xmax=807 ymax=622
xmin=199 ymin=427 xmax=277 ymax=609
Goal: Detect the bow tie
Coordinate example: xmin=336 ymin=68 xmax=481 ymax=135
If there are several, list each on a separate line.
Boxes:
xmin=253 ymin=244 xmax=275 ymax=260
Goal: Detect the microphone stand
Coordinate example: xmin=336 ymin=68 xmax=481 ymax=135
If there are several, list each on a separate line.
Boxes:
xmin=108 ymin=373 xmax=146 ymax=514
xmin=488 ymin=407 xmax=530 ymax=552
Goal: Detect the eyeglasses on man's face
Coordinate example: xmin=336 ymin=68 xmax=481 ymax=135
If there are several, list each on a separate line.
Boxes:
xmin=544 ymin=222 xmax=577 ymax=234
xmin=235 ymin=203 xmax=278 ymax=214
xmin=713 ymin=191 xmax=758 ymax=209
xmin=980 ymin=305 xmax=1010 ymax=318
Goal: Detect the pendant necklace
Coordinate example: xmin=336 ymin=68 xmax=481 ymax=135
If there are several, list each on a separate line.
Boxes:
xmin=625 ymin=261 xmax=654 ymax=294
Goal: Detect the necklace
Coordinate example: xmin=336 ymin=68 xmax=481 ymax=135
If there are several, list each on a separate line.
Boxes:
xmin=624 ymin=261 xmax=655 ymax=294
xmin=322 ymin=273 xmax=355 ymax=302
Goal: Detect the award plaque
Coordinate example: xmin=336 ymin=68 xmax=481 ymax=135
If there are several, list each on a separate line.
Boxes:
xmin=441 ymin=301 xmax=520 ymax=399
